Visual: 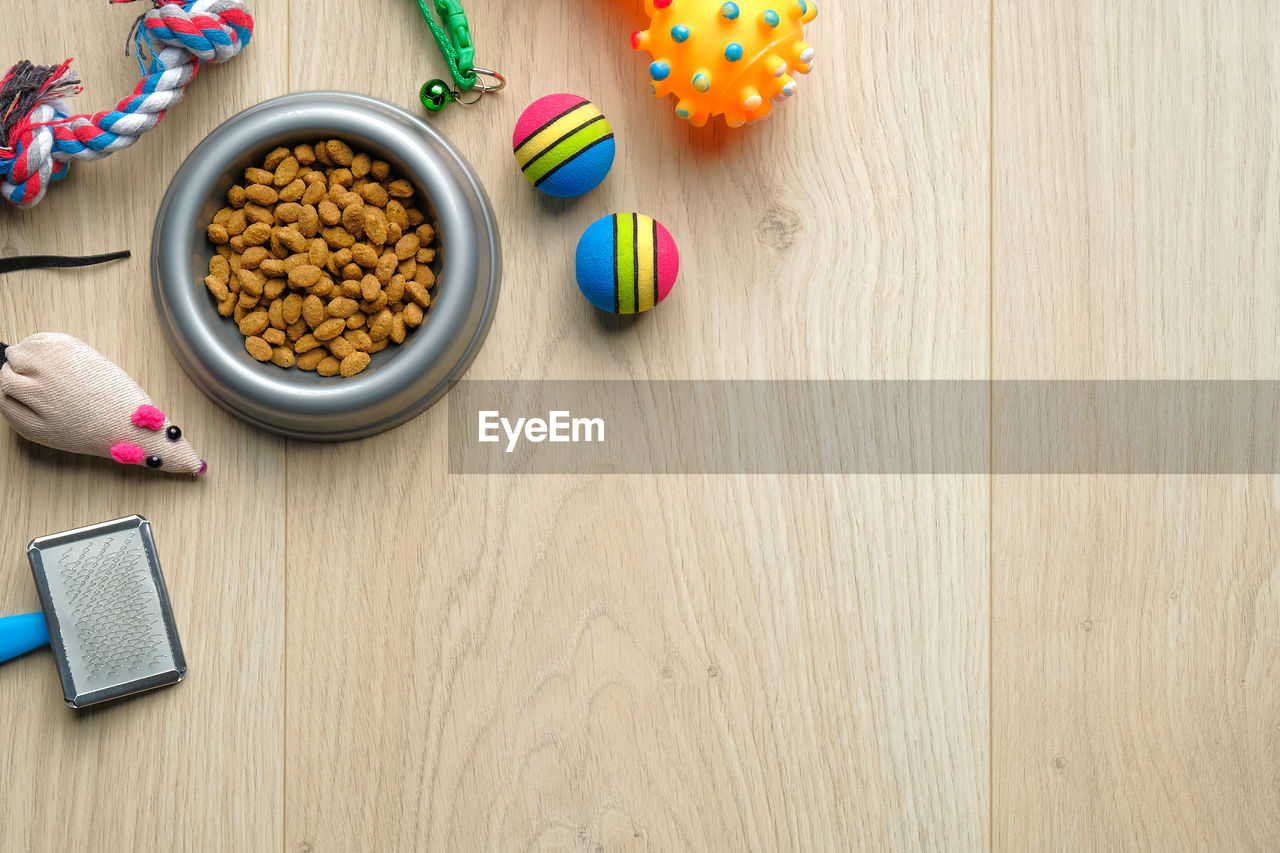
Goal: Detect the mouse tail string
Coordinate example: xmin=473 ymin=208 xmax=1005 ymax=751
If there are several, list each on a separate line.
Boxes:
xmin=0 ymin=249 xmax=131 ymax=274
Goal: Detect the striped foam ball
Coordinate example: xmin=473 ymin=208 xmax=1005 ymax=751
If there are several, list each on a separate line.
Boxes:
xmin=575 ymin=213 xmax=679 ymax=314
xmin=513 ymin=93 xmax=615 ymax=198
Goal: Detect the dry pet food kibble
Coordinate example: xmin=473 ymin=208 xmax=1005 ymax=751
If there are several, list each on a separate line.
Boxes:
xmin=203 ymin=139 xmax=439 ymax=378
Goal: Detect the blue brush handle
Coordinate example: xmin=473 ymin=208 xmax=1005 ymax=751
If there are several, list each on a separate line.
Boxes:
xmin=0 ymin=612 xmax=50 ymax=663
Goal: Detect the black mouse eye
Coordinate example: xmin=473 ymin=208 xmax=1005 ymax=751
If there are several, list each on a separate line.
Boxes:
xmin=166 ymin=425 xmax=182 ymax=441
xmin=146 ymin=455 xmax=164 ymax=469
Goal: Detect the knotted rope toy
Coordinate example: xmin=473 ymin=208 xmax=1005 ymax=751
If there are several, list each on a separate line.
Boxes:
xmin=0 ymin=333 xmax=206 ymax=475
xmin=0 ymin=0 xmax=253 ymax=209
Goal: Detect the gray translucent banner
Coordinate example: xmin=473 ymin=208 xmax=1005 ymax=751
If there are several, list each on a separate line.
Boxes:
xmin=447 ymin=381 xmax=1280 ymax=474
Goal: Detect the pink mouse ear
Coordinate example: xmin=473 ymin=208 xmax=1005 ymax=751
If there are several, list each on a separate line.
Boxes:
xmin=110 ymin=442 xmax=146 ymax=465
xmin=132 ymin=404 xmax=166 ymax=430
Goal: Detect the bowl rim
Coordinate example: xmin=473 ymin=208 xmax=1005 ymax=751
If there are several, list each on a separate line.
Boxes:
xmin=152 ymin=91 xmax=501 ymax=440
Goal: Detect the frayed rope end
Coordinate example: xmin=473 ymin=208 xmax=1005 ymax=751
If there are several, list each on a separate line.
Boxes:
xmin=0 ymin=60 xmax=81 ymax=149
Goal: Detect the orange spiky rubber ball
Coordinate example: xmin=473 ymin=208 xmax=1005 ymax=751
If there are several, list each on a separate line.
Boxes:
xmin=632 ymin=0 xmax=818 ymax=128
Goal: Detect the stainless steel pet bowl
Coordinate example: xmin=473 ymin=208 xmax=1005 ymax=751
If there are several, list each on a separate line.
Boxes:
xmin=152 ymin=92 xmax=501 ymax=440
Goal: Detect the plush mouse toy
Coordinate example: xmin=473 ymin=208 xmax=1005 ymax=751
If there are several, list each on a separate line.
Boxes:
xmin=0 ymin=333 xmax=206 ymax=476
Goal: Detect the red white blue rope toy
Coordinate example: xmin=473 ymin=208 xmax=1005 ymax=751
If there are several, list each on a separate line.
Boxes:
xmin=0 ymin=0 xmax=253 ymax=209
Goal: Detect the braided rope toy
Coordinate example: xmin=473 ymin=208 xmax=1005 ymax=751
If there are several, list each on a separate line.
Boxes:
xmin=0 ymin=0 xmax=253 ymax=209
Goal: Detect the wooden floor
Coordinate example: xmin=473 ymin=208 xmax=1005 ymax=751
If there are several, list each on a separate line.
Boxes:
xmin=1 ymin=1 xmax=1277 ymax=850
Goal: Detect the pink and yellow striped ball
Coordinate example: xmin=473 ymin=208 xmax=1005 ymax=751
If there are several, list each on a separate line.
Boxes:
xmin=512 ymin=93 xmax=616 ymax=198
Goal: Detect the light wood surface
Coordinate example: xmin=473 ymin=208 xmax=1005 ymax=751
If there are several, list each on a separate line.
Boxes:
xmin=993 ymin=2 xmax=1280 ymax=850
xmin=0 ymin=2 xmax=1271 ymax=852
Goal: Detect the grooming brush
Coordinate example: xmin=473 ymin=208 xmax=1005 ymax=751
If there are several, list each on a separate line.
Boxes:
xmin=0 ymin=516 xmax=186 ymax=708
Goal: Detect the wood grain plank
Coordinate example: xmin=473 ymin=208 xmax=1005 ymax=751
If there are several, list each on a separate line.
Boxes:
xmin=994 ymin=1 xmax=1280 ymax=380
xmin=994 ymin=2 xmax=1280 ymax=849
xmin=0 ymin=2 xmax=288 ymax=850
xmin=286 ymin=0 xmax=989 ymax=850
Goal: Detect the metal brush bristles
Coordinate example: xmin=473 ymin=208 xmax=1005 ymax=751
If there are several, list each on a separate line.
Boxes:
xmin=27 ymin=516 xmax=185 ymax=708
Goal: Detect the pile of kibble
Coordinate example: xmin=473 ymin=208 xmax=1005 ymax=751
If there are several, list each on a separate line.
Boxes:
xmin=203 ymin=140 xmax=438 ymax=378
